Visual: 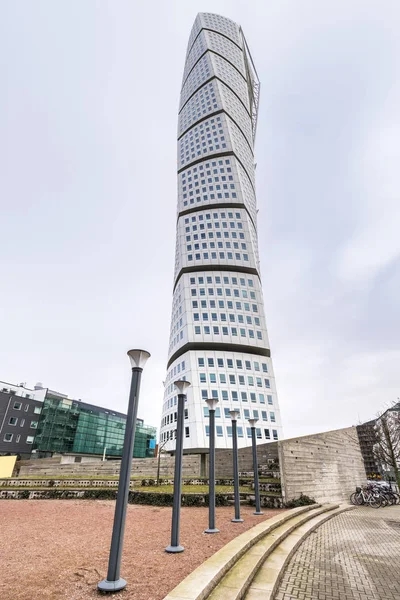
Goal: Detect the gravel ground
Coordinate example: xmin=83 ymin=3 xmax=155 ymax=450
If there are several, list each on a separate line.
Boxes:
xmin=0 ymin=500 xmax=281 ymax=600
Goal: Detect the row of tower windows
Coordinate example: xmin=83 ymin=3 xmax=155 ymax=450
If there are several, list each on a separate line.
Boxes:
xmin=187 ymin=241 xmax=246 ymax=251
xmin=185 ymin=220 xmax=243 ymax=232
xmin=163 ymin=390 xmax=274 ymax=412
xmin=198 ymin=357 xmax=267 ymax=371
xmin=165 ymin=361 xmax=186 ymax=386
xmin=203 ymin=407 xmax=275 ymax=421
xmin=199 ymin=373 xmax=270 ymax=387
xmin=190 ymin=275 xmax=253 ymax=286
xmin=192 ymin=299 xmax=258 ymax=313
xmin=191 ymin=287 xmax=257 ymax=305
xmin=205 ymin=427 xmax=278 ymax=440
xmin=182 ymin=172 xmax=233 ymax=191
xmin=193 ymin=313 xmax=260 ymax=325
xmin=160 ymin=427 xmax=278 ymax=442
xmin=186 ymin=231 xmax=246 ymax=241
xmin=192 ymin=302 xmax=258 ymax=316
xmin=194 ymin=325 xmax=262 ymax=340
xmin=181 ymin=158 xmax=232 ymax=181
xmin=184 ymin=211 xmax=240 ymax=222
xmin=161 ymin=406 xmax=275 ymax=430
xmin=188 ymin=252 xmax=249 ymax=262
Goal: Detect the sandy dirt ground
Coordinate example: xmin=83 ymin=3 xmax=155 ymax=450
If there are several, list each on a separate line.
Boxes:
xmin=0 ymin=500 xmax=282 ymax=600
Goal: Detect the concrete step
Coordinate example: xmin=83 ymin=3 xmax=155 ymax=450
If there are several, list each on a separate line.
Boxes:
xmin=245 ymin=504 xmax=355 ymax=600
xmin=207 ymin=504 xmax=339 ymax=600
xmin=162 ymin=504 xmax=323 ymax=600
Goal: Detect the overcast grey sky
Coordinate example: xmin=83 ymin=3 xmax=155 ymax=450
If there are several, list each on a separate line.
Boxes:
xmin=1 ymin=0 xmax=399 ymax=438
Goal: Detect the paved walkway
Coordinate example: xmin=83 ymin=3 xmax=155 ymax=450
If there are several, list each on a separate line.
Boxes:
xmin=274 ymin=506 xmax=400 ymax=600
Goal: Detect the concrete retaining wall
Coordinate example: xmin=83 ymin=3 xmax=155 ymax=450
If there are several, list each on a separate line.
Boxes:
xmin=279 ymin=427 xmax=366 ymax=503
xmin=18 ymin=454 xmax=202 ymax=478
xmin=214 ymin=441 xmax=279 ymax=478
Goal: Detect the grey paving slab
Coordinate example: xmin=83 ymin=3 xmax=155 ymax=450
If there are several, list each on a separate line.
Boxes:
xmin=274 ymin=506 xmax=400 ymax=600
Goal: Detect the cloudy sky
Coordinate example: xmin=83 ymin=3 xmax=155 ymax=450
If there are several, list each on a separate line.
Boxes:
xmin=1 ymin=0 xmax=399 ymax=438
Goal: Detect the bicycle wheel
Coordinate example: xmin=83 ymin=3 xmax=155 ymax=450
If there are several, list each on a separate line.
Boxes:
xmin=350 ymin=492 xmax=363 ymax=505
xmin=350 ymin=492 xmax=359 ymax=505
xmin=368 ymin=495 xmax=382 ymax=508
xmin=380 ymin=494 xmax=388 ymax=507
xmin=385 ymin=493 xmax=396 ymax=506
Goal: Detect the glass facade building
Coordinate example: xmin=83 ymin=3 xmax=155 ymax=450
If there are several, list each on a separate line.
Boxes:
xmin=33 ymin=394 xmax=156 ymax=458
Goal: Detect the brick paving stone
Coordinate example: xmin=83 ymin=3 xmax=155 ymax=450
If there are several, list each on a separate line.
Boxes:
xmin=273 ymin=506 xmax=400 ymax=600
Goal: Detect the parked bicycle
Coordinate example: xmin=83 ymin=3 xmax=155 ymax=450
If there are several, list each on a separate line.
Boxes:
xmin=350 ymin=484 xmax=400 ymax=508
xmin=350 ymin=486 xmax=381 ymax=508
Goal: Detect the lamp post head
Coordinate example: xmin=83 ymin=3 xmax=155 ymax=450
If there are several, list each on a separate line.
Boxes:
xmin=229 ymin=409 xmax=240 ymax=421
xmin=174 ymin=380 xmax=191 ymax=395
xmin=127 ymin=349 xmax=151 ymax=369
xmin=205 ymin=398 xmax=219 ymax=412
xmin=248 ymin=418 xmax=258 ymax=428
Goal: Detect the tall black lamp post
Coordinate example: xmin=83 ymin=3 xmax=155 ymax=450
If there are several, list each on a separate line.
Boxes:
xmin=205 ymin=398 xmax=219 ymax=534
xmin=98 ymin=349 xmax=150 ymax=593
xmin=230 ymin=409 xmax=243 ymax=523
xmin=165 ymin=379 xmax=191 ymax=553
xmin=248 ymin=418 xmax=263 ymax=515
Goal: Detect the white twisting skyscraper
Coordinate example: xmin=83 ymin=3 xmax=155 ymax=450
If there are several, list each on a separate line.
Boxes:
xmin=160 ymin=13 xmax=283 ymax=451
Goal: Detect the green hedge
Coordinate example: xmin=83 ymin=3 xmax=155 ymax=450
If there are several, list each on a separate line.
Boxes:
xmin=130 ymin=491 xmax=231 ymax=507
xmin=68 ymin=489 xmax=232 ymax=506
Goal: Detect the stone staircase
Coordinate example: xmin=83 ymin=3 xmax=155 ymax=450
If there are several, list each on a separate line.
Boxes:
xmin=163 ymin=504 xmax=354 ymax=600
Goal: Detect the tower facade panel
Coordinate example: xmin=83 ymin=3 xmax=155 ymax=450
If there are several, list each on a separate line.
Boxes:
xmin=161 ymin=13 xmax=283 ymax=451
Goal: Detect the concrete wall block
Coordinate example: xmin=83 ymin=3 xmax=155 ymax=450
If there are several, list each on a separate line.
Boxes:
xmin=280 ymin=427 xmax=366 ymax=503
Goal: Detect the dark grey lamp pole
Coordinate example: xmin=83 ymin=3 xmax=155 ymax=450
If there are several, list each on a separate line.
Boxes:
xmin=98 ymin=349 xmax=150 ymax=593
xmin=204 ymin=398 xmax=219 ymax=534
xmin=248 ymin=418 xmax=263 ymax=516
xmin=165 ymin=379 xmax=191 ymax=553
xmin=230 ymin=409 xmax=243 ymax=523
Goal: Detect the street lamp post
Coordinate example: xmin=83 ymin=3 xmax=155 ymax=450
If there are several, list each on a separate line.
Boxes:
xmin=205 ymin=398 xmax=219 ymax=534
xmin=230 ymin=409 xmax=243 ymax=523
xmin=248 ymin=418 xmax=263 ymax=516
xmin=165 ymin=379 xmax=191 ymax=553
xmin=98 ymin=349 xmax=150 ymax=593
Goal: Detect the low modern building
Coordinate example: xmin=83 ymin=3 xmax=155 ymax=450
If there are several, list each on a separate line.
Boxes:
xmin=357 ymin=403 xmax=400 ymax=481
xmin=33 ymin=393 xmax=156 ymax=459
xmin=373 ymin=402 xmax=400 ymax=482
xmin=356 ymin=419 xmax=379 ymax=477
xmin=0 ymin=380 xmax=157 ymax=460
xmin=0 ymin=382 xmax=45 ymax=459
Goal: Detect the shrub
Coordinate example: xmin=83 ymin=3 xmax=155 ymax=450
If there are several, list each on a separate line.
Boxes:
xmin=284 ymin=494 xmax=316 ymax=508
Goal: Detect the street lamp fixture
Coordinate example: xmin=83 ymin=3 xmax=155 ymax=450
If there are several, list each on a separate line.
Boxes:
xmin=98 ymin=349 xmax=150 ymax=593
